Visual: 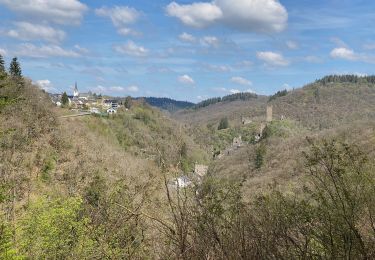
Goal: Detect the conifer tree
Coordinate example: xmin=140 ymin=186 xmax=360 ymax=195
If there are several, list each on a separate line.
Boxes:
xmin=61 ymin=92 xmax=69 ymax=106
xmin=9 ymin=57 xmax=22 ymax=77
xmin=218 ymin=117 xmax=229 ymax=130
xmin=0 ymin=54 xmax=5 ymax=74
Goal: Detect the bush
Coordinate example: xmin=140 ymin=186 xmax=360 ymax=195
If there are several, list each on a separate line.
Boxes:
xmin=268 ymin=89 xmax=288 ymax=102
xmin=19 ymin=197 xmax=89 ymax=259
xmin=254 ymin=144 xmax=266 ymax=169
xmin=133 ymin=107 xmax=153 ymax=125
xmin=218 ymin=117 xmax=229 ymax=130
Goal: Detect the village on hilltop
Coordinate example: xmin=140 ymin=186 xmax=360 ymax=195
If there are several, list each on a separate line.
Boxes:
xmin=49 ymin=82 xmax=122 ymax=115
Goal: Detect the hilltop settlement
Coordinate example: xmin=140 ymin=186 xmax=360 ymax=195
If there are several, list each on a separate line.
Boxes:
xmin=49 ymin=82 xmax=122 ymax=115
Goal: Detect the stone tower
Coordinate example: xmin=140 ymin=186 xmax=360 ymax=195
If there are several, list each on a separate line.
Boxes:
xmin=266 ymin=105 xmax=273 ymax=122
xmin=73 ymin=82 xmax=79 ymax=97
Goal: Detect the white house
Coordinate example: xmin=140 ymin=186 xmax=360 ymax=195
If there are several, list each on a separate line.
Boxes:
xmin=90 ymin=107 xmax=100 ymax=114
xmin=172 ymin=176 xmax=192 ymax=188
xmin=107 ymin=108 xmax=117 ymax=114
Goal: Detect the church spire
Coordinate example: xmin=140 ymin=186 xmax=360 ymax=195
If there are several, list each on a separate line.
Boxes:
xmin=73 ymin=82 xmax=79 ymax=97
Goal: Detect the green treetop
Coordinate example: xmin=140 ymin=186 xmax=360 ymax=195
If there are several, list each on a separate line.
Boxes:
xmin=61 ymin=92 xmax=69 ymax=107
xmin=218 ymin=117 xmax=229 ymax=130
xmin=9 ymin=57 xmax=22 ymax=77
xmin=0 ymin=54 xmax=5 ymax=74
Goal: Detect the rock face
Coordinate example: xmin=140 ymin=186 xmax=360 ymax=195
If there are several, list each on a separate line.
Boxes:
xmin=233 ymin=136 xmax=243 ymax=148
xmin=242 ymin=117 xmax=252 ymax=125
xmin=194 ymin=164 xmax=208 ymax=177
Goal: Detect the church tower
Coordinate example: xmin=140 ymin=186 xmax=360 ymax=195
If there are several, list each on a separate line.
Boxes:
xmin=73 ymin=82 xmax=79 ymax=97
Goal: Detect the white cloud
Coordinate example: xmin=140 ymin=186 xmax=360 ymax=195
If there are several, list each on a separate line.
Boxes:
xmin=94 ymin=85 xmax=106 ymax=93
xmin=100 ymin=85 xmax=140 ymax=93
xmin=203 ymin=63 xmax=232 ymax=72
xmin=117 ymin=28 xmax=140 ymax=36
xmin=215 ymin=0 xmax=287 ymax=33
xmin=166 ymin=2 xmax=222 ymax=28
xmin=178 ymin=74 xmax=195 ymax=84
xmin=110 ymin=86 xmax=125 ymax=92
xmin=329 ymin=47 xmax=375 ymax=63
xmin=95 ymin=6 xmax=140 ymax=36
xmin=256 ymin=51 xmax=289 ymax=66
xmin=231 ymin=76 xmax=252 ymax=86
xmin=363 ymin=43 xmax=375 ymax=50
xmin=7 ymin=22 xmax=66 ymax=43
xmin=282 ymin=83 xmax=292 ymax=90
xmin=74 ymin=44 xmax=89 ymax=54
xmin=166 ymin=0 xmax=287 ymax=33
xmin=214 ymin=86 xmax=255 ymax=94
xmin=127 ymin=85 xmax=139 ymax=92
xmin=0 ymin=48 xmax=7 ymax=56
xmin=0 ymin=0 xmax=87 ymax=25
xmin=179 ymin=32 xmax=196 ymax=42
xmin=304 ymin=55 xmax=323 ymax=63
xmin=330 ymin=37 xmax=348 ymax=48
xmin=286 ymin=40 xmax=298 ymax=49
xmin=245 ymin=88 xmax=256 ymax=93
xmin=330 ymin=47 xmax=357 ymax=61
xmin=354 ymin=72 xmax=368 ymax=77
xmin=200 ymin=36 xmax=220 ymax=47
xmin=235 ymin=60 xmax=253 ymax=69
xmin=229 ymin=89 xmax=240 ymax=94
xmin=16 ymin=43 xmax=81 ymax=58
xmin=34 ymin=79 xmax=55 ymax=92
xmin=95 ymin=6 xmax=140 ymax=27
xmin=113 ymin=41 xmax=149 ymax=57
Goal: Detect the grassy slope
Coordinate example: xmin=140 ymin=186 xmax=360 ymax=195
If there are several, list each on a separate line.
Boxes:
xmin=0 ymin=79 xmax=209 ymax=256
xmin=173 ymin=80 xmax=375 ymax=196
xmin=175 ymin=81 xmax=375 ymax=129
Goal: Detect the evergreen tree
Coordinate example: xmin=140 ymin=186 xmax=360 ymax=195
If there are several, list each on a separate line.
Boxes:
xmin=218 ymin=117 xmax=229 ymax=130
xmin=9 ymin=57 xmax=22 ymax=77
xmin=61 ymin=92 xmax=69 ymax=106
xmin=0 ymin=54 xmax=5 ymax=74
xmin=124 ymin=96 xmax=132 ymax=109
xmin=0 ymin=55 xmax=6 ymax=80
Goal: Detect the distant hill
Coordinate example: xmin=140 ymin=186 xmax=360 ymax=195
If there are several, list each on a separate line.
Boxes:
xmin=137 ymin=97 xmax=195 ymax=112
xmin=174 ymin=75 xmax=375 ymax=129
xmin=193 ymin=92 xmax=258 ymax=110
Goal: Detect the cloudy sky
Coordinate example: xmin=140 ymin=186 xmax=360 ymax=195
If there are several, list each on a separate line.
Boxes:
xmin=0 ymin=0 xmax=374 ymax=102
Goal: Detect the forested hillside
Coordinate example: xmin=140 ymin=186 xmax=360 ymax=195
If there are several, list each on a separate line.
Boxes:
xmin=175 ymin=75 xmax=375 ymax=129
xmin=1 ymin=65 xmax=374 ymax=259
xmin=136 ymin=97 xmax=194 ymax=112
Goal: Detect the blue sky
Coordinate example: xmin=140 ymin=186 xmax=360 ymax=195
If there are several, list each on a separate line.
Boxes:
xmin=0 ymin=0 xmax=374 ymax=102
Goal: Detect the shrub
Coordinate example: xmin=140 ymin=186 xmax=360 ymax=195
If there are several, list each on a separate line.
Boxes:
xmin=218 ymin=117 xmax=229 ymax=130
xmin=255 ymin=144 xmax=266 ymax=169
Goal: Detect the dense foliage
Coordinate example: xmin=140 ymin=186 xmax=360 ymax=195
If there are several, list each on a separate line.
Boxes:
xmin=268 ymin=89 xmax=288 ymax=101
xmin=317 ymin=74 xmax=375 ymax=84
xmin=194 ymin=92 xmax=257 ymax=109
xmin=1 ymin=62 xmax=374 ymax=259
xmin=159 ymin=139 xmax=375 ymax=259
xmin=61 ymin=92 xmax=69 ymax=106
xmin=221 ymin=92 xmax=257 ymax=102
xmin=9 ymin=57 xmax=22 ymax=78
xmin=137 ymin=97 xmax=194 ymax=112
xmin=218 ymin=117 xmax=229 ymax=130
xmin=194 ymin=97 xmax=222 ymax=109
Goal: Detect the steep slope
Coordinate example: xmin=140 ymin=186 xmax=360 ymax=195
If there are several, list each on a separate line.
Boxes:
xmin=0 ymin=77 xmax=208 ymax=258
xmin=174 ymin=75 xmax=375 ymax=130
xmin=173 ymin=75 xmax=375 ymax=196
